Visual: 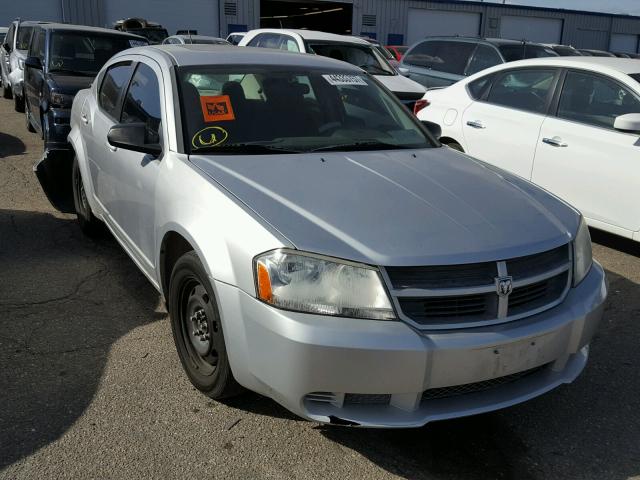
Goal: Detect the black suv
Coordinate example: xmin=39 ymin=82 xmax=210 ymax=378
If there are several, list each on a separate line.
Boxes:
xmin=23 ymin=23 xmax=146 ymax=151
xmin=399 ymin=37 xmax=558 ymax=88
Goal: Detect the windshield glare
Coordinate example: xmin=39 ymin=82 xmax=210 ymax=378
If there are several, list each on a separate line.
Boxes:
xmin=307 ymin=43 xmax=396 ymax=76
xmin=16 ymin=26 xmax=33 ymax=50
xmin=49 ymin=32 xmax=143 ymax=75
xmin=179 ymin=67 xmax=431 ymax=154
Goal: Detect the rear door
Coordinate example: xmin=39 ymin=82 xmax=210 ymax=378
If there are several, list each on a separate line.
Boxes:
xmin=461 ymin=67 xmax=559 ymax=178
xmin=532 ymin=69 xmax=640 ymax=234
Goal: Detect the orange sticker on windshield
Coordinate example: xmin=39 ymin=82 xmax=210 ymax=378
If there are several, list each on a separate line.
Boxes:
xmin=200 ymin=95 xmax=235 ymax=122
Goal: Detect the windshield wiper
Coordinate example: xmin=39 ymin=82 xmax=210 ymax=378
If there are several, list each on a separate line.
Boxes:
xmin=49 ymin=68 xmax=95 ymax=76
xmin=192 ymin=143 xmax=302 ymax=154
xmin=308 ymin=140 xmax=412 ymax=153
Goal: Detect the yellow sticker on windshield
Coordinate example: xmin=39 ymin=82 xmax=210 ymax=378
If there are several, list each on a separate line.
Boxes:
xmin=192 ymin=126 xmax=228 ymax=150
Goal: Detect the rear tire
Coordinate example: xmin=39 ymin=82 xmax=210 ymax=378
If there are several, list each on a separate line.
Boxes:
xmin=72 ymin=155 xmax=103 ymax=237
xmin=169 ymin=251 xmax=243 ymax=400
xmin=14 ymin=94 xmax=24 ymax=112
xmin=2 ymin=84 xmax=12 ymax=99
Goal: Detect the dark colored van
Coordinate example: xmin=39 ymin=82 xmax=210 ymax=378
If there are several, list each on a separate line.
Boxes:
xmin=23 ymin=23 xmax=146 ymax=151
xmin=399 ymin=37 xmax=558 ymax=88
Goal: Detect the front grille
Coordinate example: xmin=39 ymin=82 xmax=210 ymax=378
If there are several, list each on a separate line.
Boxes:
xmin=344 ymin=394 xmax=391 ymax=406
xmin=422 ymin=364 xmax=549 ymax=401
xmin=385 ymin=243 xmax=571 ymax=329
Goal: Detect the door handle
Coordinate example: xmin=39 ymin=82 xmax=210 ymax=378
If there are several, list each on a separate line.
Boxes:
xmin=81 ymin=113 xmax=89 ymax=125
xmin=542 ymin=137 xmax=568 ymax=148
xmin=466 ymin=120 xmax=485 ymax=129
xmin=106 ymin=142 xmax=117 ymax=152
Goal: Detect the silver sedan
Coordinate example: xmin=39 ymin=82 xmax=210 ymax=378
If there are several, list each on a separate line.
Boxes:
xmin=42 ymin=44 xmax=606 ymax=427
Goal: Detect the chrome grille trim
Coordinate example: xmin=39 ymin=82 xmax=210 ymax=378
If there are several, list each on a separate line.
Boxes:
xmin=382 ymin=244 xmax=572 ymax=330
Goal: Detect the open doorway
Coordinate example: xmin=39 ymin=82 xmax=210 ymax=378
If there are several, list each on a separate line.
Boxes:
xmin=260 ymin=0 xmax=353 ymax=35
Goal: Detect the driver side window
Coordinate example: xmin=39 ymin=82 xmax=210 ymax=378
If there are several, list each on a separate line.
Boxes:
xmin=121 ymin=63 xmax=162 ymax=143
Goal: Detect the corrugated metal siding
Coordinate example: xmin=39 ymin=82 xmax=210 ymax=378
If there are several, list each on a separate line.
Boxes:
xmin=1 ymin=3 xmax=61 ymax=25
xmin=62 ymin=0 xmax=103 ymax=27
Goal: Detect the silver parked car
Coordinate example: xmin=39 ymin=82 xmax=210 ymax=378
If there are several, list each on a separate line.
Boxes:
xmin=50 ymin=44 xmax=606 ymax=428
xmin=163 ymin=34 xmax=230 ymax=45
xmin=1 ymin=20 xmax=48 ymax=111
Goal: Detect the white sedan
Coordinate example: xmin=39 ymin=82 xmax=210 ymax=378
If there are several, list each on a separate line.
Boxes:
xmin=417 ymin=57 xmax=640 ymax=241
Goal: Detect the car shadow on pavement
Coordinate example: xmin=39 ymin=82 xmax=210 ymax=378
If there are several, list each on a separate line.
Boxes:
xmin=0 ymin=132 xmax=26 ymax=158
xmin=0 ymin=208 xmax=164 ymax=469
xmin=319 ymin=269 xmax=640 ymax=480
xmin=591 ymin=228 xmax=640 ymax=257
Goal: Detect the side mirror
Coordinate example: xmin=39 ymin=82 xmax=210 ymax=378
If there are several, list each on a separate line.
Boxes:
xmin=2 ymin=43 xmax=10 ymax=53
xmin=107 ymin=123 xmax=162 ymax=156
xmin=421 ymin=120 xmax=441 ymax=140
xmin=24 ymin=56 xmax=42 ymax=70
xmin=398 ymin=66 xmax=410 ymax=76
xmin=613 ymin=113 xmax=640 ymax=134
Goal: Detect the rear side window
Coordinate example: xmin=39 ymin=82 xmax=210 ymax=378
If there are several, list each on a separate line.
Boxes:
xmin=487 ymin=69 xmax=556 ymax=114
xmin=248 ymin=33 xmax=280 ymax=49
xmin=465 ymin=44 xmax=502 ymax=76
xmin=468 ymin=75 xmax=493 ymax=100
xmin=403 ymin=40 xmax=476 ymax=75
xmin=558 ymin=71 xmax=640 ymax=129
xmin=121 ymin=63 xmax=162 ymax=142
xmin=99 ymin=62 xmax=134 ymax=119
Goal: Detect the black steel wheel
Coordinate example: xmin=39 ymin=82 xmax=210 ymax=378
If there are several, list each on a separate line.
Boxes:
xmin=169 ymin=251 xmax=242 ymax=399
xmin=72 ymin=155 xmax=103 ymax=236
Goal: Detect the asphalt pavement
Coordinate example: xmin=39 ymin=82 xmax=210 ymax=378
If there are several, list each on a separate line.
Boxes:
xmin=0 ymin=96 xmax=639 ymax=479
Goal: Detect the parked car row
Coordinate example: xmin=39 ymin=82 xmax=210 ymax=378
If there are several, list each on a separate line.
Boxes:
xmin=0 ymin=19 xmax=616 ymax=428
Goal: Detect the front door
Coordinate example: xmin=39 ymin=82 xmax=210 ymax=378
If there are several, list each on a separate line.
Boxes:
xmin=532 ymin=69 xmax=640 ymax=234
xmin=462 ymin=68 xmax=559 ymax=179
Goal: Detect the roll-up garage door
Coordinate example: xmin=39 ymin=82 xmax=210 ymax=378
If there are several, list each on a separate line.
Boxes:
xmin=407 ymin=9 xmax=481 ymax=46
xmin=610 ymin=33 xmax=639 ymax=53
xmin=104 ymin=0 xmax=219 ymax=36
xmin=500 ymin=16 xmax=563 ymax=44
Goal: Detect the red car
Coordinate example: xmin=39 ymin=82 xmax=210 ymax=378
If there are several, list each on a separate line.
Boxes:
xmin=386 ymin=45 xmax=408 ymax=61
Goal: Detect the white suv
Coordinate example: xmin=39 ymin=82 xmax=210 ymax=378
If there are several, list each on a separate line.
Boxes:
xmin=418 ymin=56 xmax=640 ymax=242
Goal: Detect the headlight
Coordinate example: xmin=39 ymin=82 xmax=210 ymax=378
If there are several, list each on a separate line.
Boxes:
xmin=573 ymin=217 xmax=592 ymax=286
xmin=49 ymin=92 xmax=74 ymax=107
xmin=254 ymin=249 xmax=395 ymax=320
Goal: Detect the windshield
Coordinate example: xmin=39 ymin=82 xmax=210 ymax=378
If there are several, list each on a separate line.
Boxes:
xmin=129 ymin=28 xmax=168 ymax=44
xmin=178 ymin=66 xmax=432 ymax=154
xmin=499 ymin=44 xmax=558 ymax=62
xmin=16 ymin=26 xmax=33 ymax=50
xmin=49 ymin=32 xmax=145 ymax=75
xmin=307 ymin=42 xmax=396 ymax=76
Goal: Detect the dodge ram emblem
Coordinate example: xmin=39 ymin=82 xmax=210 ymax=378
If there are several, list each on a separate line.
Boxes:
xmin=495 ymin=276 xmax=513 ymax=297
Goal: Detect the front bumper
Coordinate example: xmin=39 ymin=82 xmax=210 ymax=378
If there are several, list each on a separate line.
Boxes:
xmin=44 ymin=107 xmax=71 ymax=150
xmin=214 ymin=262 xmax=606 ymax=427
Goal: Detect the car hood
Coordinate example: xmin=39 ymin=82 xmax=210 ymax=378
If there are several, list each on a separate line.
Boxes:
xmin=374 ymin=73 xmax=426 ymax=96
xmin=190 ymin=147 xmax=578 ymax=266
xmin=48 ymin=74 xmax=95 ymax=95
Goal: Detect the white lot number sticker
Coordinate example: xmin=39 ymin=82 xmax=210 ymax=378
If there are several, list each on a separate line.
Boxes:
xmin=323 ymin=74 xmax=367 ymax=86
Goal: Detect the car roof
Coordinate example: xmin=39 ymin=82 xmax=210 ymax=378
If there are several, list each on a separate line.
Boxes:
xmin=173 ymin=35 xmax=227 ymax=42
xmin=247 ymin=28 xmax=371 ymax=45
xmin=125 ymin=44 xmax=364 ymax=70
xmin=482 ymin=56 xmax=640 ymax=75
xmin=37 ymin=23 xmax=146 ymax=39
xmin=417 ymin=36 xmax=546 ymax=46
xmin=14 ymin=20 xmax=51 ymax=27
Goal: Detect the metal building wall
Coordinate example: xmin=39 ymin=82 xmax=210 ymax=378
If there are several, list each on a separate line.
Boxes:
xmin=61 ymin=0 xmax=104 ymax=27
xmin=347 ymin=0 xmax=640 ymax=50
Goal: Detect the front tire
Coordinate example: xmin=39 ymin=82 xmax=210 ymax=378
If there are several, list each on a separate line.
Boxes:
xmin=169 ymin=251 xmax=242 ymax=399
xmin=2 ymin=83 xmax=12 ymax=99
xmin=72 ymin=155 xmax=103 ymax=236
xmin=14 ymin=94 xmax=24 ymax=112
